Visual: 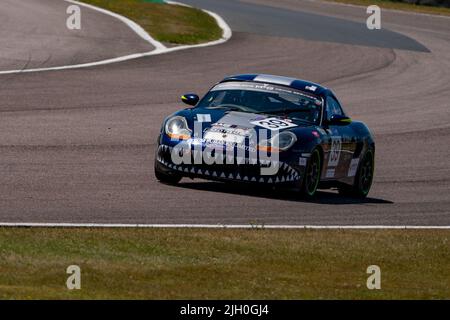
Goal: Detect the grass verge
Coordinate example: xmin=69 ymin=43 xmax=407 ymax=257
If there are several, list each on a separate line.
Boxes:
xmin=325 ymin=0 xmax=450 ymax=16
xmin=0 ymin=228 xmax=448 ymax=299
xmin=80 ymin=0 xmax=222 ymax=45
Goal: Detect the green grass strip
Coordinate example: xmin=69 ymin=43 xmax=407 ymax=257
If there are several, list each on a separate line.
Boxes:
xmin=0 ymin=228 xmax=448 ymax=299
xmin=81 ymin=0 xmax=222 ymax=45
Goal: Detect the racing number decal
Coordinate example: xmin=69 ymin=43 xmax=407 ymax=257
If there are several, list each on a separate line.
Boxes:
xmin=260 ymin=119 xmax=288 ymax=129
xmin=250 ymin=117 xmax=297 ymax=130
xmin=328 ymin=136 xmax=342 ymax=167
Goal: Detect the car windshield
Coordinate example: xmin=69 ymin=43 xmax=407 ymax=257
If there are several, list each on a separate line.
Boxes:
xmin=197 ymin=81 xmax=323 ymax=124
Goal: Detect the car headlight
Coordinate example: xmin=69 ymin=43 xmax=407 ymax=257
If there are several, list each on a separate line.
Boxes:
xmin=165 ymin=116 xmax=192 ymax=140
xmin=258 ymin=131 xmax=297 ymax=152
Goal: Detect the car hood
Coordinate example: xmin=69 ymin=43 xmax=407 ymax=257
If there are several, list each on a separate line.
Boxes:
xmin=185 ymin=109 xmax=315 ymax=134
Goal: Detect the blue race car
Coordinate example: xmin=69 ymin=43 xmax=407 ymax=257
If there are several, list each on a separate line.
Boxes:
xmin=155 ymin=74 xmax=375 ymax=198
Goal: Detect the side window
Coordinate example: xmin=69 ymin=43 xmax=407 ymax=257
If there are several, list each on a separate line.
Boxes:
xmin=326 ymin=96 xmax=344 ymax=121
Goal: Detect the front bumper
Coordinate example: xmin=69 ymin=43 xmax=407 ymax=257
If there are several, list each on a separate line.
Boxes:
xmin=155 ymin=144 xmax=301 ymax=184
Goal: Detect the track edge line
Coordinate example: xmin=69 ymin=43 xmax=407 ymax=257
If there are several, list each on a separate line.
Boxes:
xmin=0 ymin=223 xmax=448 ymax=229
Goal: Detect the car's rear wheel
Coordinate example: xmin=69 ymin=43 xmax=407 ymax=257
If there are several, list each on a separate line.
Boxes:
xmin=154 ymin=163 xmax=182 ymax=185
xmin=339 ymin=148 xmax=374 ymax=198
xmin=299 ymin=148 xmax=321 ymax=198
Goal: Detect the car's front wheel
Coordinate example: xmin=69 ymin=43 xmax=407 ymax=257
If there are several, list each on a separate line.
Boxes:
xmin=299 ymin=148 xmax=322 ymax=198
xmin=339 ymin=148 xmax=374 ymax=198
xmin=154 ymin=163 xmax=182 ymax=185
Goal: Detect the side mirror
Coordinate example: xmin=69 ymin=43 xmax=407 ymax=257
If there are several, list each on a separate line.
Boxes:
xmin=328 ymin=114 xmax=352 ymax=125
xmin=181 ymin=93 xmax=199 ymax=106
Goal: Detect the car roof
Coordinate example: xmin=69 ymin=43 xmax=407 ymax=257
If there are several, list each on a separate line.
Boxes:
xmin=219 ymin=74 xmax=331 ymax=98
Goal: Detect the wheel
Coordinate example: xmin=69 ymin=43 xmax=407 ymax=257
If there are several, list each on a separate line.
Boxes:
xmin=339 ymin=148 xmax=374 ymax=198
xmin=154 ymin=163 xmax=182 ymax=185
xmin=299 ymin=148 xmax=321 ymax=198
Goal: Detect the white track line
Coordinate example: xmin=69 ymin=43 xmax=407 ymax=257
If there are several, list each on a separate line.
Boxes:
xmin=0 ymin=223 xmax=448 ymax=229
xmin=0 ymin=0 xmax=232 ymax=75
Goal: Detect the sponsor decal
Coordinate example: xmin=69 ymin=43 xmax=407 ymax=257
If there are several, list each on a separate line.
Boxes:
xmin=348 ymin=158 xmax=360 ymax=177
xmin=301 ymin=153 xmax=311 ymax=158
xmin=250 ymin=117 xmax=298 ymax=131
xmin=197 ymin=114 xmax=211 ymax=122
xmin=253 ymin=74 xmax=295 ymax=86
xmin=188 ymin=137 xmax=257 ymax=153
xmin=212 ymin=81 xmax=318 ymax=102
xmin=299 ymin=157 xmax=307 ymax=166
xmin=326 ymin=168 xmax=335 ymax=178
xmin=305 ymin=85 xmax=317 ymax=92
xmin=204 ymin=126 xmax=246 ymax=144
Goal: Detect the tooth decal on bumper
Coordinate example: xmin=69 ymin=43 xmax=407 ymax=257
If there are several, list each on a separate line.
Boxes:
xmin=160 ymin=152 xmax=300 ymax=185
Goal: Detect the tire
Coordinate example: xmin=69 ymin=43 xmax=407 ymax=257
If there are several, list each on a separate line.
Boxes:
xmin=154 ymin=164 xmax=182 ymax=185
xmin=339 ymin=148 xmax=374 ymax=198
xmin=299 ymin=148 xmax=322 ymax=198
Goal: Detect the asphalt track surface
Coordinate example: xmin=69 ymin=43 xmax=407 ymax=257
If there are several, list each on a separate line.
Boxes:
xmin=0 ymin=0 xmax=449 ymax=225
